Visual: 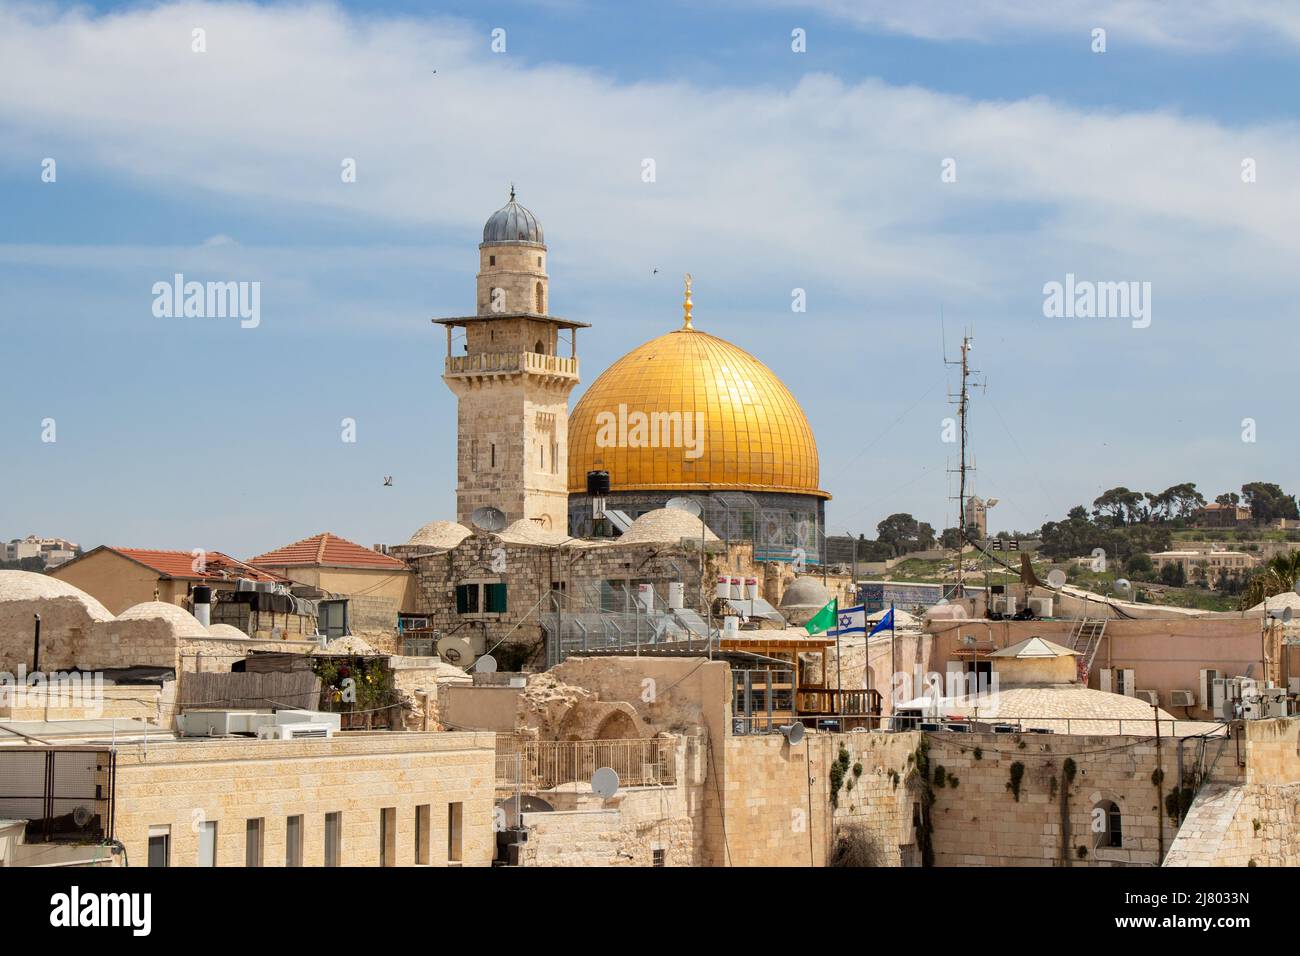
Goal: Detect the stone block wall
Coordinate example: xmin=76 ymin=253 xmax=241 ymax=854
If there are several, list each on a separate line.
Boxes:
xmin=111 ymin=731 xmax=496 ymax=868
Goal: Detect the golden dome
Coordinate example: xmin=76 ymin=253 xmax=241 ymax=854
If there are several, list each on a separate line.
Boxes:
xmin=568 ymin=312 xmax=827 ymax=498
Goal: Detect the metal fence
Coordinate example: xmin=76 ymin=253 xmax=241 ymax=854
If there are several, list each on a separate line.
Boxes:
xmin=495 ymin=736 xmax=679 ymax=790
xmin=0 ymin=748 xmax=115 ymax=842
xmin=543 ymin=579 xmax=719 ymax=666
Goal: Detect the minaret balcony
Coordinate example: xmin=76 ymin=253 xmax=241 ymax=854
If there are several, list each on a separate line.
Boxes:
xmin=444 ymin=350 xmax=579 ymax=381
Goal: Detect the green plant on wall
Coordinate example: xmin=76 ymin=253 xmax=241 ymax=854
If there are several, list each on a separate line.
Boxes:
xmin=1007 ymin=761 xmax=1026 ymax=801
xmin=829 ymin=745 xmax=852 ymax=809
xmin=905 ymin=737 xmax=935 ymax=866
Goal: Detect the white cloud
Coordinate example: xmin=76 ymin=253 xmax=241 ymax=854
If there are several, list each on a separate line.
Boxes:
xmin=777 ymin=0 xmax=1300 ymax=50
xmin=2 ymin=1 xmax=1297 ymax=540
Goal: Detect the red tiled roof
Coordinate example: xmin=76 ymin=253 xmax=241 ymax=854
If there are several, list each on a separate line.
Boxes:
xmin=106 ymin=547 xmax=287 ymax=583
xmin=248 ymin=532 xmax=406 ymax=571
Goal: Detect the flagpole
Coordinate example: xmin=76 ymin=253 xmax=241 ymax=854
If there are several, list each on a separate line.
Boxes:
xmin=889 ymin=601 xmax=896 ymax=715
xmin=833 ymin=597 xmax=842 ymax=717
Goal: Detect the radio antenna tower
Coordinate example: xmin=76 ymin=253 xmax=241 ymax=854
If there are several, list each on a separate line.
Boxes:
xmin=945 ymin=331 xmax=985 ymax=598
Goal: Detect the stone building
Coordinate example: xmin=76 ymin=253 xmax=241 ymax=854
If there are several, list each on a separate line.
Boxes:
xmin=249 ymin=532 xmax=417 ymax=652
xmin=48 ymin=546 xmax=285 ymax=616
xmin=433 ymin=189 xmax=586 ymax=532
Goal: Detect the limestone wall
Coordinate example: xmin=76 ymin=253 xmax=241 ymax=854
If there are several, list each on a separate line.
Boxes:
xmin=111 ymin=731 xmax=496 ymax=867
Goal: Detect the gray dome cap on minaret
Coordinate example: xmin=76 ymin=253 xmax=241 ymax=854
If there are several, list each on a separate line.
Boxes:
xmin=482 ymin=187 xmax=544 ymax=246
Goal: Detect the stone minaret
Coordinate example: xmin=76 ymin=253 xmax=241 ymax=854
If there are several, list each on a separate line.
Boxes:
xmin=435 ymin=189 xmax=586 ymax=530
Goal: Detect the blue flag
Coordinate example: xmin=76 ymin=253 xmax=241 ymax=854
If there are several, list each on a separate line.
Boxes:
xmin=868 ymin=608 xmax=894 ymax=637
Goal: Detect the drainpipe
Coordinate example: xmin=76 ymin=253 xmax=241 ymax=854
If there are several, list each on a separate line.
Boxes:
xmin=32 ymin=613 xmax=41 ymax=673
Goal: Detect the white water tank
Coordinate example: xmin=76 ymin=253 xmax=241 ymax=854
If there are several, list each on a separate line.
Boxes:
xmin=722 ymin=616 xmax=740 ymax=638
xmin=668 ymin=582 xmax=685 ymax=609
xmin=744 ymin=577 xmax=758 ymax=600
xmin=636 ymin=583 xmax=654 ymax=610
xmin=715 ymin=577 xmax=731 ymax=599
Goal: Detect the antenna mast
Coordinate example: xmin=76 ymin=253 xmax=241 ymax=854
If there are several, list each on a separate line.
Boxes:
xmin=945 ymin=332 xmax=983 ymax=598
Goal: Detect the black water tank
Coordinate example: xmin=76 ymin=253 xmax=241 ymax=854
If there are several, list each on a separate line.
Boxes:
xmin=586 ymin=470 xmax=610 ymax=496
xmin=192 ymin=585 xmax=212 ymax=605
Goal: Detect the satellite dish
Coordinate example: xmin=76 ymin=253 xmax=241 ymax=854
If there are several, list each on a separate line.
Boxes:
xmin=437 ymin=635 xmax=474 ymax=666
xmin=779 ymin=722 xmax=805 ymax=746
xmin=72 ymin=805 xmax=93 ymax=828
xmin=1115 ymin=578 xmax=1132 ymax=593
xmin=666 ymin=496 xmax=702 ymax=517
xmin=470 ymin=506 xmax=508 ymax=532
xmin=474 ymin=654 xmax=498 ymax=673
xmin=1046 ymin=569 xmax=1067 ymax=589
xmin=591 ymin=767 xmax=620 ymax=799
xmin=497 ymin=794 xmax=553 ymax=827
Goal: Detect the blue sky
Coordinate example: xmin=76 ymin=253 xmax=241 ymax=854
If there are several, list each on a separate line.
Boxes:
xmin=2 ymin=0 xmax=1298 ymax=557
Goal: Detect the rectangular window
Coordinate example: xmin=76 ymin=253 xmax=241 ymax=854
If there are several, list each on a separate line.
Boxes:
xmin=245 ymin=818 xmax=264 ymax=867
xmin=489 ymin=255 xmax=496 ymax=266
xmin=484 ymin=582 xmax=508 ymax=613
xmin=319 ymin=600 xmax=348 ymax=639
xmin=325 ymin=812 xmax=342 ymax=867
xmin=197 ymin=821 xmax=217 ymax=867
xmin=490 ymin=443 xmax=496 ymax=468
xmin=147 ymin=825 xmax=170 ymax=868
xmin=286 ymin=815 xmax=303 ymax=867
xmin=415 ymin=804 xmax=431 ymax=865
xmin=381 ymin=807 xmax=397 ymax=867
xmin=455 ymin=584 xmax=479 ymax=614
xmin=652 ymin=848 xmax=666 ymax=867
xmin=448 ymin=802 xmax=463 ymax=863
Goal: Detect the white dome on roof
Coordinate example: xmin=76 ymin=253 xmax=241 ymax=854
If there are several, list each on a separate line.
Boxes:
xmin=618 ymin=508 xmax=719 ymax=546
xmin=206 ymin=623 xmax=250 ymax=639
xmin=406 ymin=520 xmax=473 ymax=549
xmin=0 ymin=570 xmax=113 ymax=620
xmin=780 ymin=577 xmax=830 ymax=609
xmin=118 ymin=601 xmax=208 ymax=637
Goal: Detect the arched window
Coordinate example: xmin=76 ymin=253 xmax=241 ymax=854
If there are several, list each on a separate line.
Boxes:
xmin=535 ymin=282 xmax=544 ymax=314
xmin=534 ymin=340 xmax=545 ymax=355
xmin=1095 ymin=800 xmax=1122 ymax=848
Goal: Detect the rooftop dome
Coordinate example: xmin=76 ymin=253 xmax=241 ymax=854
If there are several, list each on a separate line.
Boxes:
xmin=117 ymin=601 xmax=208 ymax=637
xmin=779 ymin=577 xmax=830 ymax=609
xmin=617 ymin=507 xmax=719 ymax=546
xmin=569 ymin=279 xmax=826 ymax=498
xmin=482 ymin=188 xmax=544 ymax=246
xmin=206 ymin=623 xmax=250 ymax=639
xmin=907 ymin=684 xmax=1183 ymax=736
xmin=406 ymin=520 xmax=473 ymax=550
xmin=0 ymin=570 xmax=114 ymax=620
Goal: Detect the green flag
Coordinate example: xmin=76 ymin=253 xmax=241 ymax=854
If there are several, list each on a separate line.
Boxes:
xmin=804 ymin=598 xmax=837 ymax=635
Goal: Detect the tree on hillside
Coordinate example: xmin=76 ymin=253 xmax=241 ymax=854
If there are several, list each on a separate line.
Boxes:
xmin=1093 ymin=487 xmax=1145 ymax=526
xmin=1241 ymin=482 xmax=1299 ymax=526
xmin=875 ymin=513 xmax=936 ymax=557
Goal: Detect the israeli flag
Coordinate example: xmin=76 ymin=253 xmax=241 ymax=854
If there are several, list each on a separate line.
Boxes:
xmin=828 ymin=604 xmax=865 ymax=637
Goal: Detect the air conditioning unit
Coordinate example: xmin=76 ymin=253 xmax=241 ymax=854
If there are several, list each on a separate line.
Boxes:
xmin=1134 ymin=689 xmax=1158 ymax=706
xmin=257 ymin=723 xmax=335 ymax=740
xmin=991 ymin=596 xmax=1016 ymax=615
xmin=1027 ymin=597 xmax=1053 ymax=618
xmin=1169 ymin=689 xmax=1196 ymax=708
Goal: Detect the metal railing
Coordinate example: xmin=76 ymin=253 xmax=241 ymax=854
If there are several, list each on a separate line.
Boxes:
xmin=495 ymin=736 xmax=678 ymax=790
xmin=445 ymin=351 xmax=578 ymax=378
